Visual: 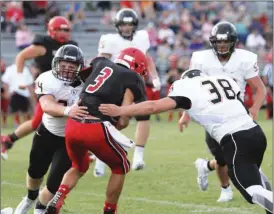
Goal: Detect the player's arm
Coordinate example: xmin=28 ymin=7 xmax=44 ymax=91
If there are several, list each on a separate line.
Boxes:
xmin=99 ymin=97 xmax=177 ymax=117
xmin=116 ymin=89 xmax=135 ymax=130
xmin=245 ymin=59 xmax=266 ymax=120
xmin=247 ymin=76 xmax=266 ymax=116
xmin=97 ymin=35 xmax=113 ymax=59
xmin=16 ymin=45 xmax=46 ymax=74
xmin=39 ymin=95 xmax=88 ymax=119
xmin=146 ymin=52 xmax=161 ymax=91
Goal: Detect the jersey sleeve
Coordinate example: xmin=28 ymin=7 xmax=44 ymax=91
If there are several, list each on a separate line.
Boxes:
xmin=189 ymin=52 xmax=203 ymax=70
xmin=126 ymin=72 xmax=147 ymax=103
xmin=139 ymin=30 xmax=150 ymax=53
xmin=168 ymin=80 xmax=192 ymax=109
xmin=227 ymin=78 xmax=241 ymax=96
xmin=35 ymin=73 xmax=56 ymax=96
xmin=244 ymin=54 xmax=259 ymax=80
xmin=98 ymin=34 xmax=114 ymax=55
xmin=32 ymin=34 xmax=46 ymax=46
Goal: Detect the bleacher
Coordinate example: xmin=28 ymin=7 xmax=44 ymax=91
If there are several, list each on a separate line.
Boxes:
xmin=1 ymin=4 xmax=149 ymax=66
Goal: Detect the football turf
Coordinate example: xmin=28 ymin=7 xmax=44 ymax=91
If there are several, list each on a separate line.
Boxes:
xmin=1 ymin=111 xmax=272 ymax=214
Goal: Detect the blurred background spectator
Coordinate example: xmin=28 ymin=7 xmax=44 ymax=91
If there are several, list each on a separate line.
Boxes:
xmin=15 ymin=23 xmax=34 ymax=51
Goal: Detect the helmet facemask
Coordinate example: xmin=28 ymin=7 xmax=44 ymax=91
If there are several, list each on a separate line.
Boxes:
xmin=52 ymin=59 xmax=81 ymax=82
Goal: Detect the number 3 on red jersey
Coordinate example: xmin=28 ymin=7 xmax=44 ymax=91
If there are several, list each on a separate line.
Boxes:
xmin=85 ymin=67 xmax=113 ymax=93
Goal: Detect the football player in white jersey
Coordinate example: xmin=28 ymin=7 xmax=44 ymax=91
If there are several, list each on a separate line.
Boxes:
xmin=99 ymin=69 xmax=273 ymax=214
xmin=14 ymin=45 xmax=87 ymax=214
xmin=185 ymin=21 xmax=267 ymax=202
xmin=94 ymin=8 xmax=161 ymax=176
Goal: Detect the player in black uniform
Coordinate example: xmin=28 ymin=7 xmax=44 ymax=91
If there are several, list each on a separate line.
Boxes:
xmin=44 ymin=47 xmax=148 ymax=214
xmin=1 ymin=16 xmax=78 ymax=159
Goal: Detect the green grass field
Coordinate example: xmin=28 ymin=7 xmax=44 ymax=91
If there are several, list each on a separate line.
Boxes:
xmin=1 ymin=111 xmax=272 ymax=214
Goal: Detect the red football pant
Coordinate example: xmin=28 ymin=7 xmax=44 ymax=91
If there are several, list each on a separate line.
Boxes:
xmin=146 ymin=87 xmax=160 ymax=101
xmin=65 ymin=118 xmax=130 ymax=174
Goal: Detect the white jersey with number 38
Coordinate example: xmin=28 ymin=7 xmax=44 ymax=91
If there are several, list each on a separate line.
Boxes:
xmin=98 ymin=30 xmax=150 ymax=61
xmin=35 ymin=71 xmax=84 ymax=137
xmin=190 ymin=49 xmax=259 ymax=100
xmin=168 ymin=76 xmax=256 ymax=143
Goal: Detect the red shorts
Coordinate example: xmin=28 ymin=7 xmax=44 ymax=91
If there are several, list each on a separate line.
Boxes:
xmin=65 ymin=118 xmax=130 ymax=174
xmin=146 ymin=87 xmax=160 ymax=101
xmin=1 ymin=98 xmax=9 ymax=113
xmin=31 ymin=103 xmax=43 ymax=129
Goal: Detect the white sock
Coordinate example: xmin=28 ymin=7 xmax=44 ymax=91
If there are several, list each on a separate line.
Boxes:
xmin=134 ymin=146 xmax=144 ymax=160
xmin=221 ymin=185 xmax=232 ymax=192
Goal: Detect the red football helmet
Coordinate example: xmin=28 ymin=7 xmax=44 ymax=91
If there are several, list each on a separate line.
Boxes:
xmin=115 ymin=47 xmax=148 ymax=76
xmin=47 ymin=16 xmax=71 ymax=43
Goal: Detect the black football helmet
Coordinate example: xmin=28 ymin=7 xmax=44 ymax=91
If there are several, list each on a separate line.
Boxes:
xmin=209 ymin=21 xmax=238 ymax=57
xmin=114 ymin=8 xmax=139 ymax=40
xmin=52 ymin=44 xmax=84 ymax=82
xmin=181 ymin=69 xmax=204 ymax=79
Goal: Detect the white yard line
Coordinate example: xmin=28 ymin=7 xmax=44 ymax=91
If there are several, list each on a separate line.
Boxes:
xmin=1 ymin=181 xmax=257 ymax=214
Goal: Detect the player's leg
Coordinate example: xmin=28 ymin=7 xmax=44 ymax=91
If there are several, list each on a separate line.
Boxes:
xmin=35 ymin=137 xmax=72 ymax=214
xmin=45 ymin=120 xmax=97 ymax=213
xmin=14 ymin=123 xmax=55 ymax=214
xmin=1 ymin=97 xmax=9 ymax=127
xmin=222 ymin=127 xmax=272 ymax=213
xmin=132 ymin=117 xmax=150 ymax=170
xmin=98 ymin=122 xmax=130 ymax=214
xmin=1 ymin=103 xmax=43 ymax=160
xmin=195 ymin=132 xmax=233 ymax=201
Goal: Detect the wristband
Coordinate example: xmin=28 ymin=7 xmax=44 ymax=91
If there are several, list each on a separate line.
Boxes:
xmin=64 ymin=106 xmax=72 ymax=116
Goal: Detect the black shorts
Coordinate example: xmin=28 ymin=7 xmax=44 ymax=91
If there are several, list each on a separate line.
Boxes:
xmin=205 ymin=131 xmax=226 ymax=166
xmin=10 ymin=92 xmax=30 ymax=113
xmin=220 ymin=125 xmax=267 ymax=203
xmin=28 ymin=123 xmax=71 ymax=194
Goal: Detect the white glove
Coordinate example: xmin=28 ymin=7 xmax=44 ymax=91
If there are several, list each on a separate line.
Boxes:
xmin=152 ymin=77 xmax=161 ymax=92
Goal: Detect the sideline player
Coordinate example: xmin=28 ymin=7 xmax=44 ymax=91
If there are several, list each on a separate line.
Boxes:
xmin=94 ymin=8 xmax=161 ymax=176
xmin=186 ymin=21 xmax=266 ymax=202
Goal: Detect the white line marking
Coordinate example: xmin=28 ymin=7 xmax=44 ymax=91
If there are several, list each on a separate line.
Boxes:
xmin=1 ymin=181 xmax=257 ymax=214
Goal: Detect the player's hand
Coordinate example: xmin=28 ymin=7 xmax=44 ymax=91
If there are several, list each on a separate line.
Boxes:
xmin=249 ymin=106 xmax=259 ymax=120
xmin=66 ymin=101 xmax=89 ymax=119
xmin=99 ymin=104 xmax=122 ymax=117
xmin=152 ymin=77 xmax=161 ymax=92
xmin=178 ymin=112 xmax=191 ymax=132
